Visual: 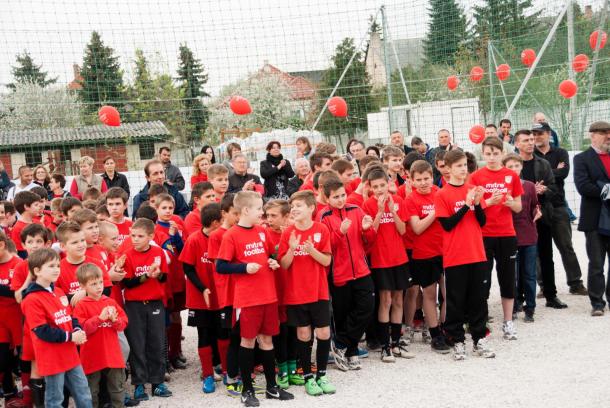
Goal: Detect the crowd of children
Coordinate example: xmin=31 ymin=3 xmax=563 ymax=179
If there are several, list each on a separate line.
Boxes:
xmin=0 ymin=133 xmax=564 ymax=408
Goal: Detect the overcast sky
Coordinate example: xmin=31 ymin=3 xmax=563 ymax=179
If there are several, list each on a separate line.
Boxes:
xmin=0 ymin=0 xmax=601 ymax=96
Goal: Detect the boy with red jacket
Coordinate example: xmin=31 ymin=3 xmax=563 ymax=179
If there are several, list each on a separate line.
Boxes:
xmin=319 ymin=178 xmax=375 ymax=372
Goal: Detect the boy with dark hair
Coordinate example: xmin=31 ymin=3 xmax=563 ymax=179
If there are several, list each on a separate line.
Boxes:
xmin=216 ymin=191 xmax=293 ymax=406
xmin=184 ymin=181 xmax=217 ymax=238
xmin=105 ymin=187 xmax=132 ymax=247
xmin=331 ymin=159 xmax=356 ymax=195
xmin=60 ymin=197 xmax=83 ymax=221
xmin=49 ymin=174 xmax=70 ymax=199
xmin=319 ymin=178 xmax=375 ymax=371
xmin=300 ymin=153 xmax=333 ymax=192
xmin=471 ymin=136 xmax=523 ymax=340
xmin=12 ymin=191 xmax=44 ymax=258
xmin=1 ymin=201 xmax=17 ymax=236
xmin=96 ymin=204 xmax=110 ymax=221
xmin=434 ymin=149 xmax=494 ymax=360
xmin=434 ymin=150 xmax=450 ymax=188
xmin=122 ymin=218 xmax=172 ymax=400
xmin=278 ymin=191 xmax=335 ymax=396
xmin=21 ymin=248 xmax=92 ymax=408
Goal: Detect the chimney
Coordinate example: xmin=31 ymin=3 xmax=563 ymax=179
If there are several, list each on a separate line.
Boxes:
xmin=585 ymin=5 xmax=593 ymax=19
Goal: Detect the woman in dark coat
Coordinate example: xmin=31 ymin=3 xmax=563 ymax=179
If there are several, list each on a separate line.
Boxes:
xmin=259 ymin=141 xmax=295 ymax=200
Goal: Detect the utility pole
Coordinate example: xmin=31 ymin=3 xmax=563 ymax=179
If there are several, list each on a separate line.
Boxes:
xmin=381 ymin=5 xmax=394 ymax=133
xmin=567 ymin=0 xmax=578 ymax=148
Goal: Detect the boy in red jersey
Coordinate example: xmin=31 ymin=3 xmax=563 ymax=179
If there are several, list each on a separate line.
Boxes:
xmin=382 ymin=146 xmax=406 ymax=193
xmin=299 ymin=153 xmax=333 ymax=192
xmin=471 ymin=137 xmax=523 ymax=340
xmin=207 ymin=164 xmax=230 ymax=201
xmin=264 ymin=199 xmax=301 ymax=388
xmin=405 ymin=160 xmax=450 ymax=354
xmin=362 ymin=166 xmax=411 ymax=362
xmin=184 ymin=181 xmax=217 ymax=238
xmin=319 ymin=179 xmax=375 ymax=372
xmin=21 ymin=248 xmax=92 ymax=408
xmin=105 ymin=187 xmax=133 ymax=247
xmin=122 ymin=218 xmax=172 ymax=400
xmin=73 ymin=263 xmax=128 ymax=407
xmin=331 ymin=159 xmax=356 ymax=195
xmin=216 ymin=191 xmax=293 ymax=406
xmin=12 ymin=191 xmax=44 ymax=259
xmin=180 ymin=203 xmax=228 ymax=394
xmin=434 ymin=149 xmax=495 ymax=360
xmin=72 ymin=209 xmax=108 ymax=268
xmin=0 ymin=231 xmax=26 ymax=407
xmin=60 ymin=197 xmax=83 ymax=222
xmin=278 ymin=191 xmax=335 ymax=397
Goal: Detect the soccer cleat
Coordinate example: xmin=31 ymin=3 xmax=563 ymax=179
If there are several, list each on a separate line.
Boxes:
xmin=317 ymin=375 xmax=336 ymax=394
xmin=453 ymin=342 xmax=466 ymax=361
xmin=431 ymin=336 xmax=451 ymax=354
xmin=226 ymin=382 xmax=242 ymax=397
xmin=304 ymin=378 xmax=323 ymax=396
xmin=380 ymin=346 xmax=396 ymax=363
xmin=502 ymin=320 xmax=518 ymax=340
xmin=288 ymin=372 xmax=305 ymax=386
xmin=277 ymin=373 xmax=290 ymax=390
xmin=392 ymin=339 xmax=415 ymax=359
xmin=152 ymin=383 xmax=172 ymax=398
xmin=133 ymin=385 xmax=149 ymax=401
xmin=347 ymin=355 xmax=361 ymax=370
xmin=330 ymin=342 xmax=349 ymax=372
xmin=473 ymin=338 xmax=496 ymax=358
xmin=202 ymin=376 xmax=216 ymax=394
xmin=240 ymin=389 xmax=259 ymax=407
xmin=265 ymin=385 xmax=294 ymax=400
xmin=252 ymin=379 xmax=266 ymax=395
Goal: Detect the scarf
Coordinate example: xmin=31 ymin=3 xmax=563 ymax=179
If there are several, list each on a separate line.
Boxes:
xmin=266 ymin=153 xmax=283 ymax=166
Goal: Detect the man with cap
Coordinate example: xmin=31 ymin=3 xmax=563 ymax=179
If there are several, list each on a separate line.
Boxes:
xmin=573 ymin=121 xmax=610 ymax=316
xmin=534 ymin=112 xmax=560 ymax=147
xmin=534 ymin=122 xmax=588 ymax=296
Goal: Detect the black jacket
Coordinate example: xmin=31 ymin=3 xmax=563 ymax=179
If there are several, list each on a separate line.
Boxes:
xmin=260 ymin=158 xmax=295 ymax=199
xmin=228 ymin=173 xmax=262 ymax=194
xmin=102 ymin=172 xmax=130 ymax=197
xmin=535 ymin=146 xmax=570 ymax=201
xmin=574 ymin=147 xmax=610 ymax=232
xmin=286 ymin=176 xmax=304 ymax=197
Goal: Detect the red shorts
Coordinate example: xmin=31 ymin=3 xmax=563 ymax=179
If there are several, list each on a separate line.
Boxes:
xmin=22 ymin=329 xmax=34 ymax=361
xmin=278 ymin=305 xmax=287 ymax=324
xmin=238 ymin=303 xmax=279 ymax=339
xmin=0 ymin=310 xmax=23 ymax=347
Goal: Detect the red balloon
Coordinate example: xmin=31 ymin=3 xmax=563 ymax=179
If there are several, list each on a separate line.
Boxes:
xmin=98 ymin=105 xmax=120 ymax=127
xmin=495 ymin=64 xmax=511 ymax=81
xmin=327 ymin=96 xmax=348 ymax=117
xmin=520 ymin=49 xmax=536 ymax=67
xmin=469 ymin=125 xmax=486 ymax=144
xmin=229 ymin=96 xmax=252 ymax=115
xmin=470 ymin=66 xmax=484 ymax=82
xmin=559 ymin=79 xmax=578 ymax=99
xmin=589 ymin=30 xmax=607 ymax=50
xmin=447 ymin=75 xmax=460 ymax=90
xmin=572 ymin=54 xmax=590 ymax=73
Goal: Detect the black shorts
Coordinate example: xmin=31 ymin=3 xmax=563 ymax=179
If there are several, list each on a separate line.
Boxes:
xmin=410 ymin=256 xmax=443 ymax=288
xmin=287 ymin=300 xmax=331 ymax=328
xmin=372 ymin=263 xmax=410 ymax=291
xmin=219 ymin=306 xmax=234 ymax=330
xmin=187 ymin=309 xmax=221 ymax=328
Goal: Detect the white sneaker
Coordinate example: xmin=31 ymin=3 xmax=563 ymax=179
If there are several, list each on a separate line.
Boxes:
xmin=473 ymin=338 xmax=496 ymax=358
xmin=453 ymin=342 xmax=466 ymax=361
xmin=381 ymin=347 xmax=396 ymax=363
xmin=421 ymin=325 xmax=432 ymax=344
xmin=401 ymin=325 xmax=414 ymax=345
xmin=347 ymin=356 xmax=361 ymax=370
xmin=502 ymin=320 xmax=518 ymax=340
xmin=330 ymin=342 xmax=349 ymax=372
xmin=392 ymin=340 xmax=415 ymax=359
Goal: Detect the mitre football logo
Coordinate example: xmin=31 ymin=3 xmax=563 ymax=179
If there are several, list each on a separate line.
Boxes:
xmin=505 ymin=175 xmax=512 ymax=184
xmin=313 ymin=233 xmax=321 ymax=243
xmin=259 ymin=232 xmax=266 ymax=242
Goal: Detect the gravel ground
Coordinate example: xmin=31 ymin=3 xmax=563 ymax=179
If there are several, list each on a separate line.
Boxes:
xmin=137 ymin=229 xmax=610 ymax=408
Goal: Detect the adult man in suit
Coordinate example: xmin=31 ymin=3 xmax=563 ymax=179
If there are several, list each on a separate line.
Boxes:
xmin=573 ymin=121 xmax=610 ymax=316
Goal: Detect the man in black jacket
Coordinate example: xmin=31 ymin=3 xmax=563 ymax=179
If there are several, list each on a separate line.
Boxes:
xmin=534 ymin=122 xmax=587 ymax=296
xmin=515 ymin=129 xmax=568 ymax=309
xmin=574 ymin=121 xmax=610 ymax=316
xmin=228 ymin=153 xmax=262 ymax=194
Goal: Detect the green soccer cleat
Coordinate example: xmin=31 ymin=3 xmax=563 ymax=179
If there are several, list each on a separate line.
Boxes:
xmin=304 ymin=378 xmax=323 ymax=396
xmin=277 ymin=373 xmax=290 ymax=390
xmin=288 ymin=371 xmax=305 ymax=386
xmin=316 ymin=375 xmax=336 ymax=394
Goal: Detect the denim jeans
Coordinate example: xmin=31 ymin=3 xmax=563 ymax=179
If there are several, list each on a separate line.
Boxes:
xmin=517 ymin=245 xmax=537 ymax=311
xmin=45 ymin=365 xmax=92 ymax=408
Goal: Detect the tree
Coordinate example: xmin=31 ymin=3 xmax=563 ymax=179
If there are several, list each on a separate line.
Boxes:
xmin=318 ymin=38 xmax=377 ymax=139
xmin=423 ymin=0 xmax=470 ymax=66
xmin=176 ymin=44 xmax=210 ymax=141
xmin=0 ymin=82 xmax=82 ymax=130
xmin=7 ymin=51 xmax=57 ymax=91
xmin=79 ymin=31 xmax=124 ymax=115
xmin=474 ymin=0 xmax=541 ymax=43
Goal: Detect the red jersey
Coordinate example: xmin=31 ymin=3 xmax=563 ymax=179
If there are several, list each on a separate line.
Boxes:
xmin=434 ymin=183 xmax=486 ymax=268
xmin=11 ymin=219 xmax=35 ymax=252
xmin=122 ymin=245 xmax=168 ymax=302
xmin=9 ymin=259 xmax=29 ymax=292
xmin=346 ymin=192 xmax=365 ymax=208
xmin=184 ymin=209 xmax=202 ymax=239
xmin=362 ymin=195 xmax=409 ymax=268
xmin=21 ymin=285 xmax=81 ymax=376
xmin=57 ymin=256 xmax=111 ymax=296
xmin=314 ymin=202 xmax=328 ymax=221
xmin=470 ymin=166 xmax=523 ymax=237
xmin=191 ymin=173 xmax=208 ymax=186
xmin=110 ymin=218 xmax=132 ymax=247
xmin=179 ymin=231 xmax=219 ymax=310
xmin=299 ymin=178 xmax=314 ymax=192
xmin=348 ymin=178 xmax=361 ymax=193
xmin=277 ymin=222 xmax=331 ymax=305
xmin=154 ymin=222 xmax=185 ymax=294
xmin=208 ymin=227 xmax=234 ymax=308
xmin=0 ymin=255 xmax=22 ymax=307
xmin=86 ymin=244 xmax=111 ymax=271
xmin=216 ymin=225 xmax=276 ymax=308
xmin=405 ymin=186 xmax=443 ymax=259
xmin=72 ymin=295 xmax=127 ymax=374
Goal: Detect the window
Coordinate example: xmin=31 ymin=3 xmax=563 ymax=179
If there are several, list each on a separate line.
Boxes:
xmin=139 ymin=141 xmax=155 ymax=160
xmin=24 ymin=150 xmax=42 ymax=168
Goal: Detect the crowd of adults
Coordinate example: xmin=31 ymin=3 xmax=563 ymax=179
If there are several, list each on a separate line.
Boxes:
xmin=1 ymin=111 xmax=609 ymax=315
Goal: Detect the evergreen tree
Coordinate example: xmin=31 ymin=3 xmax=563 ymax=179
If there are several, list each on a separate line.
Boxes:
xmin=7 ymin=51 xmax=57 ymax=91
xmin=423 ymin=0 xmax=470 ymax=66
xmin=318 ymin=38 xmax=376 ymax=139
xmin=176 ymin=43 xmax=209 ymax=141
xmin=79 ymin=31 xmax=124 ymax=114
xmin=474 ymin=0 xmax=541 ymax=43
